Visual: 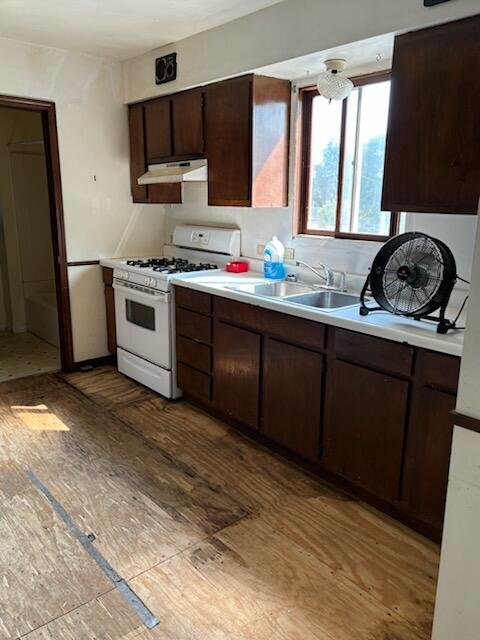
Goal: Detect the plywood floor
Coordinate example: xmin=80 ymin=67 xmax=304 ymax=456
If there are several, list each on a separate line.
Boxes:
xmin=0 ymin=365 xmax=440 ymax=639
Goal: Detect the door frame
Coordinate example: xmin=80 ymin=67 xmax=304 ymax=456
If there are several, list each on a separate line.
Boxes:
xmin=0 ymin=94 xmax=74 ymax=371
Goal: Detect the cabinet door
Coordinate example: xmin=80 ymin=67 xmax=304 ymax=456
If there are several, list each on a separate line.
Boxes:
xmin=212 ymin=321 xmax=261 ymax=428
xmin=205 ymin=77 xmax=252 ymax=206
xmin=144 ymin=98 xmax=172 ymax=161
xmin=402 ymin=386 xmax=455 ymax=535
xmin=172 ymin=91 xmax=204 ymax=157
xmin=262 ymin=338 xmax=323 ymax=461
xmin=148 ymin=183 xmax=182 ymax=204
xmin=102 ymin=267 xmax=117 ymax=355
xmin=104 ymin=285 xmax=116 ymax=355
xmin=382 ymin=16 xmax=480 ymax=214
xmin=323 ymin=360 xmax=408 ymax=502
xmin=128 ymin=104 xmax=148 ymax=203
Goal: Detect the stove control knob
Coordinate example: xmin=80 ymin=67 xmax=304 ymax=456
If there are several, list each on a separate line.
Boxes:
xmin=149 ymin=278 xmax=157 ymax=288
xmin=123 ymin=270 xmax=130 ymax=280
xmin=143 ymin=276 xmax=150 ymax=286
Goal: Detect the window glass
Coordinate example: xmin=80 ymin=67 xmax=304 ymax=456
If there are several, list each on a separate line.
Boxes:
xmin=306 ymin=96 xmax=342 ymax=231
xmin=339 ymin=80 xmax=391 ymax=235
xmin=339 ymin=87 xmax=359 ymax=230
xmin=303 ymin=77 xmax=396 ymax=239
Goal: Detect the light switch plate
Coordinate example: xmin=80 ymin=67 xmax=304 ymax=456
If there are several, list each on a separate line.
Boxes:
xmin=285 ymin=247 xmax=295 ymax=261
xmin=257 ymin=243 xmax=265 ymax=257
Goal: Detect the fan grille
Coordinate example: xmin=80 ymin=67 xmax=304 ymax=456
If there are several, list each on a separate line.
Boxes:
xmin=382 ymin=235 xmax=444 ymax=314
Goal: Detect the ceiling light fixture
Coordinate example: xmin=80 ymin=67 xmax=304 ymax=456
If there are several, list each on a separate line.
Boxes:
xmin=316 ymin=59 xmax=353 ymax=102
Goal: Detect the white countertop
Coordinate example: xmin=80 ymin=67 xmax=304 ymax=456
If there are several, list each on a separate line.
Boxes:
xmin=171 ymin=270 xmax=464 ymax=357
xmin=100 ymin=257 xmax=136 ymax=269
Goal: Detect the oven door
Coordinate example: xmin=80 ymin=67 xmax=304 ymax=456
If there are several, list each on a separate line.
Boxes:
xmin=113 ymin=282 xmax=172 ymax=369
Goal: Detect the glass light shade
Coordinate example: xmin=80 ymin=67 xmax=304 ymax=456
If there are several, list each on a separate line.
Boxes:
xmin=316 ymin=71 xmax=353 ymax=101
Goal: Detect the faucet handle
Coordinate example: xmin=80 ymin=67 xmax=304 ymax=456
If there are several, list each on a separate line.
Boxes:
xmin=338 ymin=271 xmax=347 ymax=291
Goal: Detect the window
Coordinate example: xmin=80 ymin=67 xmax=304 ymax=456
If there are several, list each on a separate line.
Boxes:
xmin=298 ymin=73 xmax=399 ymax=240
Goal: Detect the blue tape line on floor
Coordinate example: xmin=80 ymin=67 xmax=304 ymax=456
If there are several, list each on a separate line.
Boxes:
xmin=25 ymin=468 xmax=159 ymax=630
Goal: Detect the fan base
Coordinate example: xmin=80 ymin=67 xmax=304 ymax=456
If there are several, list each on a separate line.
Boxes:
xmin=360 ymin=303 xmax=456 ymax=333
xmin=359 ymin=274 xmax=456 ymax=334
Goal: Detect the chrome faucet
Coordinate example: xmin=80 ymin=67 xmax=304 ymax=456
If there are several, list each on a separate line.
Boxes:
xmin=295 ymin=259 xmax=347 ymax=291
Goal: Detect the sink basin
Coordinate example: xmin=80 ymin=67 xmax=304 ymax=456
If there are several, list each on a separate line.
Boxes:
xmin=285 ymin=290 xmax=360 ymax=310
xmin=234 ymin=281 xmax=313 ymax=297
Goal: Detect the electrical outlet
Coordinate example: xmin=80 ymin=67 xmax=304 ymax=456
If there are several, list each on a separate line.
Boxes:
xmin=257 ymin=243 xmax=265 ymax=256
xmin=285 ymin=247 xmax=295 ymax=261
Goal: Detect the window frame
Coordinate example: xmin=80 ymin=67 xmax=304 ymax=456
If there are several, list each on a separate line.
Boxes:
xmin=297 ymin=71 xmax=399 ymax=241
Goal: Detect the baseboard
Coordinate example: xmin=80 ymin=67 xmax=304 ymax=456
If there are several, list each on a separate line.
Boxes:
xmin=12 ymin=324 xmax=27 ymax=333
xmin=72 ymin=354 xmax=116 ymax=371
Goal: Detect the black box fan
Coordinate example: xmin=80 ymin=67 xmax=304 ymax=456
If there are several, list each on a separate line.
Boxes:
xmin=360 ymin=232 xmax=458 ymax=334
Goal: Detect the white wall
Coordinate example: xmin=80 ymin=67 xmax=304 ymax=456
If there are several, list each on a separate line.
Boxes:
xmin=123 ymin=0 xmax=480 ymax=103
xmin=0 ymin=37 xmax=167 ymax=361
xmin=432 ymin=201 xmax=480 ymax=640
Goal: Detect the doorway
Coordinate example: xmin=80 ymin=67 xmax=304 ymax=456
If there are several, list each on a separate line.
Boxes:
xmin=0 ymin=96 xmax=73 ymax=378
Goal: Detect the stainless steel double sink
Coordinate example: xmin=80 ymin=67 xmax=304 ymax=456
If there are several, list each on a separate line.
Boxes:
xmin=232 ymin=281 xmax=360 ymax=311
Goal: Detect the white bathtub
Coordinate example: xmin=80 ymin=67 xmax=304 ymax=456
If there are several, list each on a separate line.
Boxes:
xmin=25 ymin=291 xmax=60 ymax=348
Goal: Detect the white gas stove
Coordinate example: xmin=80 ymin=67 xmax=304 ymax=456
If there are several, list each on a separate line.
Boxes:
xmin=106 ymin=226 xmax=240 ymax=399
xmin=113 ymin=257 xmax=220 ymax=293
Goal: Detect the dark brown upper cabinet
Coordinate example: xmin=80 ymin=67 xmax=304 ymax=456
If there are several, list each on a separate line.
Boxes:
xmin=171 ymin=91 xmax=204 ymax=158
xmin=205 ymin=74 xmax=291 ymax=207
xmin=127 ymin=103 xmax=181 ymax=204
xmin=144 ymin=90 xmax=204 ymax=163
xmin=128 ymin=104 xmax=149 ymax=203
xmin=128 ymin=75 xmax=290 ymax=206
xmin=382 ymin=15 xmax=480 ymax=214
xmin=144 ymin=98 xmax=172 ymax=162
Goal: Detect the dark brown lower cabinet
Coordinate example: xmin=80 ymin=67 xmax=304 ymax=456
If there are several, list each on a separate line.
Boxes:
xmin=212 ymin=321 xmax=261 ymax=428
xmin=262 ymin=338 xmax=323 ymax=461
xmin=323 ymin=360 xmax=409 ymax=502
xmin=173 ymin=289 xmax=460 ymax=541
xmin=102 ymin=267 xmax=116 ymax=355
xmin=402 ymin=386 xmax=456 ymax=532
xmin=177 ymin=362 xmax=211 ymax=404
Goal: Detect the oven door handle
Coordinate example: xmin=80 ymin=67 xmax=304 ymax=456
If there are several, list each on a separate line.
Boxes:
xmin=113 ymin=282 xmax=170 ymax=304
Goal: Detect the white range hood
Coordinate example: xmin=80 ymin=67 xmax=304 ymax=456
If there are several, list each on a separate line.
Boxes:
xmin=138 ymin=159 xmax=207 ymax=184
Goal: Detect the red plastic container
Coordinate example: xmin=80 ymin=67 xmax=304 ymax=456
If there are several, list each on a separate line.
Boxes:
xmin=225 ymin=260 xmax=249 ymax=273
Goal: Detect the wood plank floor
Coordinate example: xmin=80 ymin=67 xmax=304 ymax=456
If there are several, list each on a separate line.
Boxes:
xmin=0 ymin=365 xmax=440 ymax=639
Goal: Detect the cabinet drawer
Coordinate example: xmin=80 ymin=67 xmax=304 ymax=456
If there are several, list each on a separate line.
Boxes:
xmin=214 ymin=297 xmax=325 ymax=351
xmin=177 ymin=335 xmax=211 ymax=373
xmin=416 ymin=349 xmax=460 ymax=394
xmin=176 ymin=308 xmax=212 ymax=344
xmin=333 ymin=328 xmax=413 ymax=377
xmin=176 ymin=287 xmax=212 ymax=315
xmin=177 ymin=363 xmax=211 ymax=402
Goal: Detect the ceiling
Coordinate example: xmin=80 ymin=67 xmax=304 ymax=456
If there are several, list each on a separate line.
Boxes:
xmin=0 ymin=0 xmax=285 ymax=61
xmin=256 ymin=33 xmax=394 ymax=81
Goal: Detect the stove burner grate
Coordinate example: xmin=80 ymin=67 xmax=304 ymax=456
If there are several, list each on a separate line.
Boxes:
xmin=125 ymin=257 xmax=218 ymax=274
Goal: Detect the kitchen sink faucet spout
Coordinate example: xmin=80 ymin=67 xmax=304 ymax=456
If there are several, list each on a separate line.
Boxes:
xmin=295 ymin=259 xmax=335 ymax=288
